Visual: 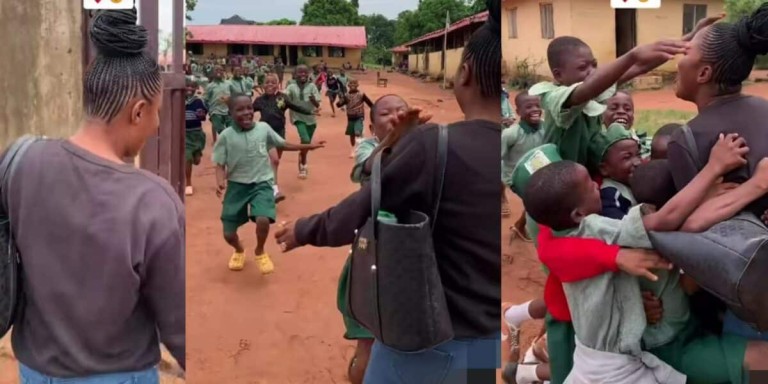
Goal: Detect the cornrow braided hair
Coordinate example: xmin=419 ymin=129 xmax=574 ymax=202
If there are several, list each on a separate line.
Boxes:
xmin=700 ymin=3 xmax=768 ymax=95
xmin=461 ymin=0 xmax=501 ymax=98
xmin=85 ymin=9 xmax=162 ymax=123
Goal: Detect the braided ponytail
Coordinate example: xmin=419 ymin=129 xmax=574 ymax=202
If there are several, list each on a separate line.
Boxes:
xmin=460 ymin=0 xmax=501 ymax=98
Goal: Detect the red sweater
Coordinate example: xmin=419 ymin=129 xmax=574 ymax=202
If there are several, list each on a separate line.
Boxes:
xmin=536 ymin=225 xmax=620 ymax=321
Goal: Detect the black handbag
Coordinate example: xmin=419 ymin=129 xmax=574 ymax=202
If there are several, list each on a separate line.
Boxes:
xmin=346 ymin=125 xmax=454 ymax=352
xmin=0 ymin=135 xmax=41 ymax=338
xmin=648 ymin=124 xmax=768 ymax=330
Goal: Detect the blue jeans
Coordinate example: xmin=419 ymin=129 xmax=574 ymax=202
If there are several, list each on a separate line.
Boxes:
xmin=723 ymin=310 xmax=768 ymax=341
xmin=19 ymin=364 xmax=159 ymax=384
xmin=363 ymin=335 xmax=500 ymax=384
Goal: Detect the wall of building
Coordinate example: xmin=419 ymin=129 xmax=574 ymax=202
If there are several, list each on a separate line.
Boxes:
xmin=502 ymin=0 xmax=725 ymax=78
xmin=197 ymin=43 xmax=362 ymax=68
xmin=404 ymin=45 xmax=465 ymax=79
xmin=0 ymin=0 xmax=83 ymax=148
xmin=408 ymin=53 xmax=424 ymax=72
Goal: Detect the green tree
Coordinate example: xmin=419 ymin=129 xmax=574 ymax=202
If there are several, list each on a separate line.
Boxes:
xmin=264 ymin=18 xmax=297 ymax=25
xmin=361 ymin=14 xmax=397 ymax=48
xmin=300 ymin=0 xmax=362 ymax=26
xmin=468 ymin=0 xmax=488 ymax=13
xmin=351 ymin=0 xmax=359 ymax=8
xmin=185 ymin=0 xmax=197 ymax=21
xmin=393 ymin=0 xmax=471 ymax=44
xmin=724 ymin=0 xmax=766 ymax=21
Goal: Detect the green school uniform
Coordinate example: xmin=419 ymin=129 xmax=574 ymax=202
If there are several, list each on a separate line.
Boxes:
xmin=501 ymin=121 xmax=546 ymax=188
xmin=205 ymin=79 xmax=232 ymax=134
xmin=229 ymin=76 xmax=254 ymax=98
xmin=285 ymin=81 xmax=321 ymax=143
xmin=528 ymin=81 xmax=617 ymax=173
xmin=212 ymin=122 xmax=286 ymax=234
xmin=350 ymin=137 xmax=378 ymax=184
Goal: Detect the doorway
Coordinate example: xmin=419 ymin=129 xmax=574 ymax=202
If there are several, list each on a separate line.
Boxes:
xmin=615 ymin=9 xmax=637 ymax=57
xmin=288 ymin=46 xmax=299 ymax=67
xmin=280 ymin=45 xmax=288 ymax=65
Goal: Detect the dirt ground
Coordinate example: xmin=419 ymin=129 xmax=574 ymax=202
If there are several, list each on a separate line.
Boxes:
xmin=185 ymin=71 xmax=470 ymax=383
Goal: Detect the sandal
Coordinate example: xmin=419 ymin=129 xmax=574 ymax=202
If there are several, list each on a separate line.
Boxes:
xmin=228 ymin=252 xmax=246 ymax=271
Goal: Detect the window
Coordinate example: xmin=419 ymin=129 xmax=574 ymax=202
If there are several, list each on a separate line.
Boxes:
xmin=186 ymin=43 xmax=204 ymax=56
xmin=508 ymin=8 xmax=518 ymax=39
xmin=329 ymin=46 xmax=346 ymax=58
xmin=302 ymin=46 xmax=320 ymax=57
xmin=252 ymin=45 xmax=273 ymax=56
xmin=228 ymin=44 xmax=248 ymax=55
xmin=540 ymin=4 xmax=554 ymax=39
xmin=683 ymin=4 xmax=707 ymax=35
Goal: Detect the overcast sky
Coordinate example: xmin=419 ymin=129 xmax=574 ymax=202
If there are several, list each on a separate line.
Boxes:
xmin=186 ymin=0 xmax=420 ymax=25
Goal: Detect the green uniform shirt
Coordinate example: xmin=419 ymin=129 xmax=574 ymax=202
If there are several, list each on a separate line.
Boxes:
xmin=557 ymin=205 xmax=690 ymax=352
xmin=351 ymin=137 xmax=379 ymax=184
xmin=211 ymin=122 xmax=286 ymax=185
xmin=338 ymin=75 xmax=349 ymax=88
xmin=229 ymin=77 xmax=254 ymax=97
xmin=529 ymin=81 xmax=616 ymax=172
xmin=285 ymin=82 xmax=320 ymax=125
xmin=243 ymin=60 xmax=257 ymax=75
xmin=204 ymin=79 xmax=231 ymax=116
xmin=501 ymin=121 xmax=546 ymax=186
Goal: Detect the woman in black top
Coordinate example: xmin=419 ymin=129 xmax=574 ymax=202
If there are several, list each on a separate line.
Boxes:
xmin=253 ymin=73 xmax=314 ymax=202
xmin=274 ymin=1 xmax=502 ymax=382
xmin=668 ymin=3 xmax=768 ymax=353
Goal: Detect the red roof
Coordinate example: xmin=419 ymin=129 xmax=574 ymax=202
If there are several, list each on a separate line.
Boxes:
xmin=186 ymin=25 xmax=367 ymax=48
xmin=403 ymin=11 xmax=489 ymax=47
xmin=390 ymin=45 xmax=410 ymax=53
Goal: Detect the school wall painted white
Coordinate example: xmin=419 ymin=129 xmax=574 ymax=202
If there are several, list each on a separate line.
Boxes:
xmin=502 ymin=0 xmax=725 ymax=79
xmin=1 ymin=0 xmax=84 ymax=148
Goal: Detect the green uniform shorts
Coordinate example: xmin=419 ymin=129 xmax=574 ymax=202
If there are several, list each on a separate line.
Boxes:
xmin=294 ymin=121 xmax=317 ymax=144
xmin=221 ymin=181 xmax=275 ymax=235
xmin=185 ymin=129 xmax=206 ymax=162
xmin=211 ymin=114 xmax=232 ymax=135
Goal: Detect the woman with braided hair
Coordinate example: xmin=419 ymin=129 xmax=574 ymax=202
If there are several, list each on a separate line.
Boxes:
xmin=274 ymin=0 xmax=502 ymax=382
xmin=2 ymin=9 xmax=185 ymax=383
xmin=669 ymin=4 xmax=768 ymax=344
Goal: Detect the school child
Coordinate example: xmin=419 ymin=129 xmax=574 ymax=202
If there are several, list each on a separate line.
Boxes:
xmin=243 ymin=56 xmax=257 ymax=81
xmin=337 ymin=69 xmax=350 ymax=92
xmin=340 ymin=94 xmax=410 ymax=384
xmin=650 ymin=123 xmax=682 ymax=160
xmin=229 ymin=66 xmax=254 ymax=98
xmin=205 ymin=65 xmax=232 ymax=144
xmin=602 ymin=91 xmax=652 ymax=159
xmin=275 ymin=58 xmax=285 ymax=89
xmin=256 ymin=64 xmax=270 ymax=95
xmin=502 ymin=91 xmax=543 ymax=240
xmin=312 ymin=65 xmax=326 ymax=93
xmin=501 ymin=298 xmax=551 ymax=384
xmin=185 ymin=78 xmax=208 ymax=196
xmin=325 ymin=71 xmax=343 ymax=117
xmin=284 ymin=65 xmax=322 ymax=179
xmin=213 ymin=94 xmax=325 ymax=273
xmin=336 ymin=79 xmax=374 ymax=158
xmin=501 ymin=84 xmax=516 ymax=127
xmin=594 ymin=124 xmax=643 ymax=219
xmin=522 ymin=134 xmax=752 ymax=384
xmin=252 ymin=74 xmax=315 ymax=202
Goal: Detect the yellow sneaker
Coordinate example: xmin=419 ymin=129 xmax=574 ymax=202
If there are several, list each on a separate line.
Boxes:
xmin=228 ymin=252 xmax=246 ymax=271
xmin=255 ymin=253 xmax=275 ymax=274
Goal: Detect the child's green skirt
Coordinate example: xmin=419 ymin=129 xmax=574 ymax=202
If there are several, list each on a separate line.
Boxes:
xmin=337 ymin=256 xmax=374 ymax=340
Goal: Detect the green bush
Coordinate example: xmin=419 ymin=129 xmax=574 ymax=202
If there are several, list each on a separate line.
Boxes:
xmin=508 ymin=57 xmax=545 ymax=90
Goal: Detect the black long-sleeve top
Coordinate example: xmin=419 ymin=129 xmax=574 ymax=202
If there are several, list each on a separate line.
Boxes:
xmin=253 ymin=92 xmax=313 ymax=134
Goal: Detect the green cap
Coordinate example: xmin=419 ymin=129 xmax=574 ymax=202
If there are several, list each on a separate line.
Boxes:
xmin=510 ymin=143 xmax=563 ymax=195
xmin=590 ymin=123 xmax=636 ymax=164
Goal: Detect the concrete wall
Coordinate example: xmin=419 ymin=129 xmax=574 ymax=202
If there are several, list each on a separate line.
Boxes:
xmin=501 ymin=0 xmax=724 ymax=78
xmin=199 ymin=44 xmax=362 ymax=68
xmin=406 ymin=48 xmax=465 ymax=79
xmin=1 ymin=0 xmax=83 ymax=148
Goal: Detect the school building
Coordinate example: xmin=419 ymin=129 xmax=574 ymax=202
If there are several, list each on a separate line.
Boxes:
xmin=400 ymin=11 xmax=489 ymax=79
xmin=391 ymin=45 xmax=410 ymax=66
xmin=502 ymin=0 xmax=724 ymax=78
xmin=185 ymin=25 xmax=367 ymax=68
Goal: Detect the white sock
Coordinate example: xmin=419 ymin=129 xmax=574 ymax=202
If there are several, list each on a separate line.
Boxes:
xmin=523 ymin=345 xmax=538 ymax=364
xmin=516 ymin=364 xmax=541 ymax=384
xmin=505 ymin=300 xmax=534 ymax=328
xmin=273 ymin=185 xmax=279 ymax=194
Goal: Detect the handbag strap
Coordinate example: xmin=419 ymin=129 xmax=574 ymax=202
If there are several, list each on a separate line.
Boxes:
xmin=369 ymin=124 xmax=449 ymax=230
xmin=681 ymin=124 xmax=702 ymax=169
xmin=0 ymin=135 xmax=39 ymax=217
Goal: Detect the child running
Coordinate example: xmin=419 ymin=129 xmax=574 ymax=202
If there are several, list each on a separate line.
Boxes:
xmin=325 ymin=71 xmax=343 ymax=117
xmin=502 ymin=91 xmax=543 ymax=241
xmin=284 ymin=65 xmax=322 ymax=179
xmin=523 ymin=134 xmax=750 ymax=384
xmin=185 ymin=78 xmax=208 ymax=196
xmin=341 ymin=94 xmax=410 ymax=384
xmin=205 ymin=65 xmax=231 ymax=143
xmin=337 ymin=79 xmax=373 ymax=158
xmin=252 ymin=73 xmax=315 ymax=202
xmin=213 ymin=94 xmax=325 ymax=273
xmin=229 ymin=66 xmax=254 ymax=98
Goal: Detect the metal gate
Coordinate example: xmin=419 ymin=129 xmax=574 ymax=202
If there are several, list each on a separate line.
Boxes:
xmin=82 ymin=0 xmax=186 ymax=200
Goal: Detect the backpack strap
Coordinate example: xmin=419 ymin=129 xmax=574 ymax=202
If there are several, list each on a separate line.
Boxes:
xmin=681 ymin=124 xmax=702 ymax=169
xmin=0 ymin=136 xmax=40 ymax=213
xmin=431 ymin=125 xmax=449 ymax=232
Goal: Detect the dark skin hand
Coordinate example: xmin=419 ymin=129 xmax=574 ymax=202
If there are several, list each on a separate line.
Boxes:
xmin=642 ymin=291 xmax=663 ymax=325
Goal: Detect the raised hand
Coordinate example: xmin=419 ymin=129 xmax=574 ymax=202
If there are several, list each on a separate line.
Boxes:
xmin=631 ymin=40 xmax=689 ymax=66
xmin=708 ymin=133 xmax=749 ymax=175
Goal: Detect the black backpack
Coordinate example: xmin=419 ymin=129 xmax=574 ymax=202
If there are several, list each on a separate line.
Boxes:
xmin=0 ymin=135 xmax=41 ymax=338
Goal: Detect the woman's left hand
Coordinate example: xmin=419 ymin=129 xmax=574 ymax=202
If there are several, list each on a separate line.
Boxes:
xmin=275 ymin=221 xmax=300 ymax=252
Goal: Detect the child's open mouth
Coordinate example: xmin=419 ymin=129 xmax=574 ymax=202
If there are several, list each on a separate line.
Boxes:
xmin=613 ymin=117 xmax=629 ymax=126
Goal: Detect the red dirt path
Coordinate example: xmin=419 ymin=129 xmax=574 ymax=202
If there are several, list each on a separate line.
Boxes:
xmin=185 ymin=72 xmax=469 ymax=383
